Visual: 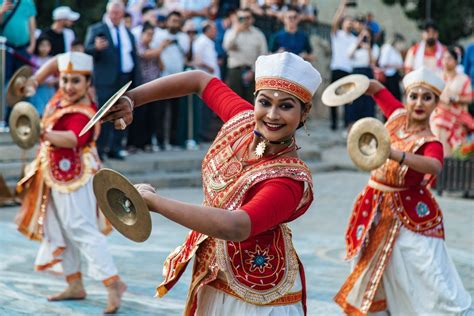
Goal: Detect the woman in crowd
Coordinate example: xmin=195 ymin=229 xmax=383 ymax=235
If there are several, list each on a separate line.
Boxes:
xmin=334 ymin=67 xmax=472 ymax=315
xmin=103 ymin=52 xmax=320 ymax=315
xmin=345 ymin=27 xmax=379 ymax=130
xmin=15 ymin=52 xmax=126 ymax=314
xmin=431 ymin=47 xmax=474 ymax=157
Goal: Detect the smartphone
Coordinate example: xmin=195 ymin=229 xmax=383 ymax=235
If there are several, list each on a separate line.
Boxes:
xmin=346 ymin=0 xmax=357 ymax=7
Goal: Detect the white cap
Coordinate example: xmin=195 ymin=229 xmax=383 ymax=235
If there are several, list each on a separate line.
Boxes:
xmin=402 ymin=67 xmax=445 ymax=96
xmin=57 ymin=52 xmax=93 ymax=74
xmin=53 ymin=6 xmax=80 ymax=21
xmin=255 ymin=52 xmax=321 ymax=103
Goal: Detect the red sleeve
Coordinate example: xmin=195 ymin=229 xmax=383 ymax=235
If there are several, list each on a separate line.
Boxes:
xmin=53 ymin=113 xmax=93 ymax=147
xmin=201 ymin=78 xmax=254 ymax=122
xmin=416 ymin=141 xmax=444 ymax=166
xmin=240 ymin=178 xmax=304 ymax=237
xmin=373 ymin=88 xmax=404 ymax=118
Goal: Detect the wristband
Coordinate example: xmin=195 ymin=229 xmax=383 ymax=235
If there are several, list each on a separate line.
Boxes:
xmin=399 ymin=152 xmax=406 ymax=165
xmin=119 ymin=95 xmax=134 ymax=112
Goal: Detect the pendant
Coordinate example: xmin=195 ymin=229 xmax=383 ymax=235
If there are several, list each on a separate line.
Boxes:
xmin=255 ymin=140 xmax=267 ymax=158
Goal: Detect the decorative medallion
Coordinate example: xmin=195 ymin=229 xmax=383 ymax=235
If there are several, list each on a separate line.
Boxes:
xmin=244 ymin=245 xmax=275 ymax=273
xmin=59 ymin=158 xmax=72 ymax=172
xmin=416 ymin=201 xmax=430 ymax=218
xmin=222 ymin=160 xmax=243 ymax=180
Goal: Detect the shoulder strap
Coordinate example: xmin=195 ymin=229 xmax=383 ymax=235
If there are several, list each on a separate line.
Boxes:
xmin=0 ymin=0 xmax=21 ymax=34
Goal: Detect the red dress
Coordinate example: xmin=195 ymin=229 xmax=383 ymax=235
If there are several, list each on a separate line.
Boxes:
xmin=156 ymin=78 xmax=314 ymax=315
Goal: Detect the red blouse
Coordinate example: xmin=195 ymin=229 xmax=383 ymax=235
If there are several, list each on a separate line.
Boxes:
xmin=201 ymin=78 xmax=306 ymax=237
xmin=53 ymin=112 xmax=93 ymax=147
xmin=373 ymin=88 xmax=444 ymax=186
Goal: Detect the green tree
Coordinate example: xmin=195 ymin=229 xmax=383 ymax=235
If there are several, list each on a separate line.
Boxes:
xmin=381 ymin=0 xmax=474 ymax=45
xmin=35 ymin=0 xmax=107 ymax=41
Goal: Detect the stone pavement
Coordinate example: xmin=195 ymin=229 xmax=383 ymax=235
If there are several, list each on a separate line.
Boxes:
xmin=0 ymin=171 xmax=472 ymax=315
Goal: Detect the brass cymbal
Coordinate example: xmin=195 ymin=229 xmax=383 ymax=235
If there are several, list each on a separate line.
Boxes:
xmin=9 ymin=101 xmax=41 ymax=149
xmin=93 ymin=168 xmax=151 ymax=242
xmin=6 ymin=66 xmax=33 ymax=107
xmin=347 ymin=117 xmax=390 ymax=172
xmin=322 ymin=74 xmax=370 ymax=107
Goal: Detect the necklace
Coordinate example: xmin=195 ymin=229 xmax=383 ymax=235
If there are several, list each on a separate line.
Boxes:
xmin=253 ymin=130 xmax=293 ymax=158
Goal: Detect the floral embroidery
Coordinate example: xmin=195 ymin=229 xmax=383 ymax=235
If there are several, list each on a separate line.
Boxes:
xmin=245 ymin=245 xmax=275 ymax=273
xmin=416 ymin=201 xmax=430 ymax=218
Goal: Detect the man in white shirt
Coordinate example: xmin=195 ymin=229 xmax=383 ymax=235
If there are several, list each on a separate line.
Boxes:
xmin=192 ymin=21 xmax=221 ymax=141
xmin=150 ymin=11 xmax=190 ymax=148
xmin=223 ymin=8 xmax=267 ymax=102
xmin=330 ymin=0 xmax=356 ymax=131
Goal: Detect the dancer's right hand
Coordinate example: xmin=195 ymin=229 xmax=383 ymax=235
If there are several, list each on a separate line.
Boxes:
xmin=102 ymin=95 xmax=134 ymax=128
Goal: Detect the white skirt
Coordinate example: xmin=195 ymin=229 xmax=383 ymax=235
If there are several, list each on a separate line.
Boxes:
xmin=381 ymin=226 xmax=472 ymax=315
xmin=195 ymin=273 xmax=304 ymax=316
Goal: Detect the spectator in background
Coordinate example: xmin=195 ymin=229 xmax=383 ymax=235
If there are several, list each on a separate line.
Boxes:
xmin=151 ymin=10 xmax=190 ymax=149
xmin=85 ymin=0 xmax=140 ymax=160
xmin=131 ymin=5 xmax=157 ymax=40
xmin=0 ymin=0 xmax=37 ymax=83
xmin=270 ymin=7 xmax=314 ymax=62
xmin=224 ymin=8 xmax=268 ymax=103
xmin=329 ymin=0 xmax=356 ymax=131
xmin=291 ymin=0 xmax=317 ymax=23
xmin=124 ymin=11 xmax=132 ymax=29
xmin=182 ymin=19 xmax=197 ymax=67
xmin=346 ymin=27 xmax=379 ymax=130
xmin=192 ymin=20 xmax=221 ymax=141
xmin=366 ymin=12 xmax=381 ymax=43
xmin=41 ymin=6 xmax=80 ymax=56
xmin=215 ymin=8 xmax=236 ymax=81
xmin=126 ymin=0 xmax=158 ymax=28
xmin=71 ymin=38 xmax=85 ymax=52
xmin=352 ymin=15 xmax=365 ymax=36
xmin=28 ymin=36 xmax=56 ymax=116
xmin=465 ymin=41 xmax=474 ymax=115
xmin=179 ymin=0 xmax=214 ymax=32
xmin=404 ymin=20 xmax=445 ymax=73
xmin=378 ymin=33 xmax=405 ymax=101
xmin=127 ymin=22 xmax=165 ymax=153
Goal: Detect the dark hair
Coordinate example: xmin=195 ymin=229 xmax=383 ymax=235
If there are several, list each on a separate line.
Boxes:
xmin=422 ymin=20 xmax=438 ymax=31
xmin=124 ymin=11 xmax=131 ymax=19
xmin=166 ymin=10 xmax=182 ymax=20
xmin=34 ymin=36 xmax=52 ymax=56
xmin=202 ymin=21 xmax=213 ymax=34
xmin=71 ymin=38 xmax=83 ymax=47
xmin=142 ymin=21 xmax=155 ymax=33
xmin=141 ymin=5 xmax=154 ymax=15
xmin=446 ymin=46 xmax=459 ymax=64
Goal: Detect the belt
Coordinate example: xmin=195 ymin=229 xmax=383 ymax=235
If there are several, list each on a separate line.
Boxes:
xmin=368 ymin=179 xmax=407 ymax=192
xmin=207 ymin=278 xmax=303 ymax=306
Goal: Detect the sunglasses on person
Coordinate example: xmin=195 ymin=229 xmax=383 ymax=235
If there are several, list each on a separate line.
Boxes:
xmin=238 ymin=15 xmax=251 ymax=22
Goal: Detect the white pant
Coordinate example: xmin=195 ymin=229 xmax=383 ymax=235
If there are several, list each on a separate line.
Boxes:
xmin=380 ymin=227 xmax=472 ymax=316
xmin=35 ymin=179 xmax=117 ymax=280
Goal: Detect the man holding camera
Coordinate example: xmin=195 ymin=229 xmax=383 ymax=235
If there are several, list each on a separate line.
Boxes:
xmin=223 ymin=8 xmax=267 ymax=103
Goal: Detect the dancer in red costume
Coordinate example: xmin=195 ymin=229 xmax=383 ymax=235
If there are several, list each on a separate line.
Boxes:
xmin=15 ymin=52 xmax=126 ymax=314
xmin=334 ymin=67 xmax=472 ymax=315
xmin=104 ymin=52 xmax=321 ymax=315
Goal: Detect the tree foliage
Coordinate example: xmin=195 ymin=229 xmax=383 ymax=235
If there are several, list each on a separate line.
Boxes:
xmin=381 ymin=0 xmax=474 ymax=45
xmin=35 ymin=0 xmax=107 ymax=41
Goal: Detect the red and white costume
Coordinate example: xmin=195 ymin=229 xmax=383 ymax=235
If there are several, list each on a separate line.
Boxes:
xmin=156 ymin=53 xmax=322 ymax=315
xmin=335 ymin=68 xmax=472 ymax=315
xmin=16 ymin=52 xmax=119 ymax=286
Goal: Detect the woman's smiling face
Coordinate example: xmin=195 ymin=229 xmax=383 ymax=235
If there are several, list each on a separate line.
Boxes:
xmin=254 ymin=89 xmax=308 ymax=142
xmin=405 ymin=86 xmax=438 ymax=123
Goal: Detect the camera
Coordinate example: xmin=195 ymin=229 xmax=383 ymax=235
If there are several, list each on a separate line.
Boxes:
xmin=346 ymin=0 xmax=357 ymax=7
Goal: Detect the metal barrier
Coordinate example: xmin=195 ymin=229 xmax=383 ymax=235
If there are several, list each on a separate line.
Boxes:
xmin=0 ymin=36 xmax=6 ymax=130
xmin=436 ymin=157 xmax=474 ymax=198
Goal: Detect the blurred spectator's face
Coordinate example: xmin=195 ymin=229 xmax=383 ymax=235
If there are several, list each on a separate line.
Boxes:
xmin=60 ymin=73 xmax=89 ymax=104
xmin=342 ymin=17 xmax=352 ymax=32
xmin=353 ymin=20 xmax=364 ymax=33
xmin=65 ymin=19 xmax=75 ymax=28
xmin=237 ymin=11 xmax=252 ymax=28
xmin=143 ymin=11 xmax=157 ymax=26
xmin=38 ymin=40 xmax=51 ymax=57
xmin=124 ymin=16 xmax=132 ymax=29
xmin=108 ymin=4 xmax=124 ymax=26
xmin=141 ymin=28 xmax=155 ymax=46
xmin=166 ymin=14 xmax=182 ymax=33
xmin=442 ymin=51 xmax=457 ymax=71
xmin=284 ymin=10 xmax=299 ymax=29
xmin=205 ymin=23 xmax=217 ymax=40
xmin=367 ymin=13 xmax=373 ymax=22
xmin=422 ymin=27 xmax=438 ymax=46
xmin=71 ymin=44 xmax=85 ymax=53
